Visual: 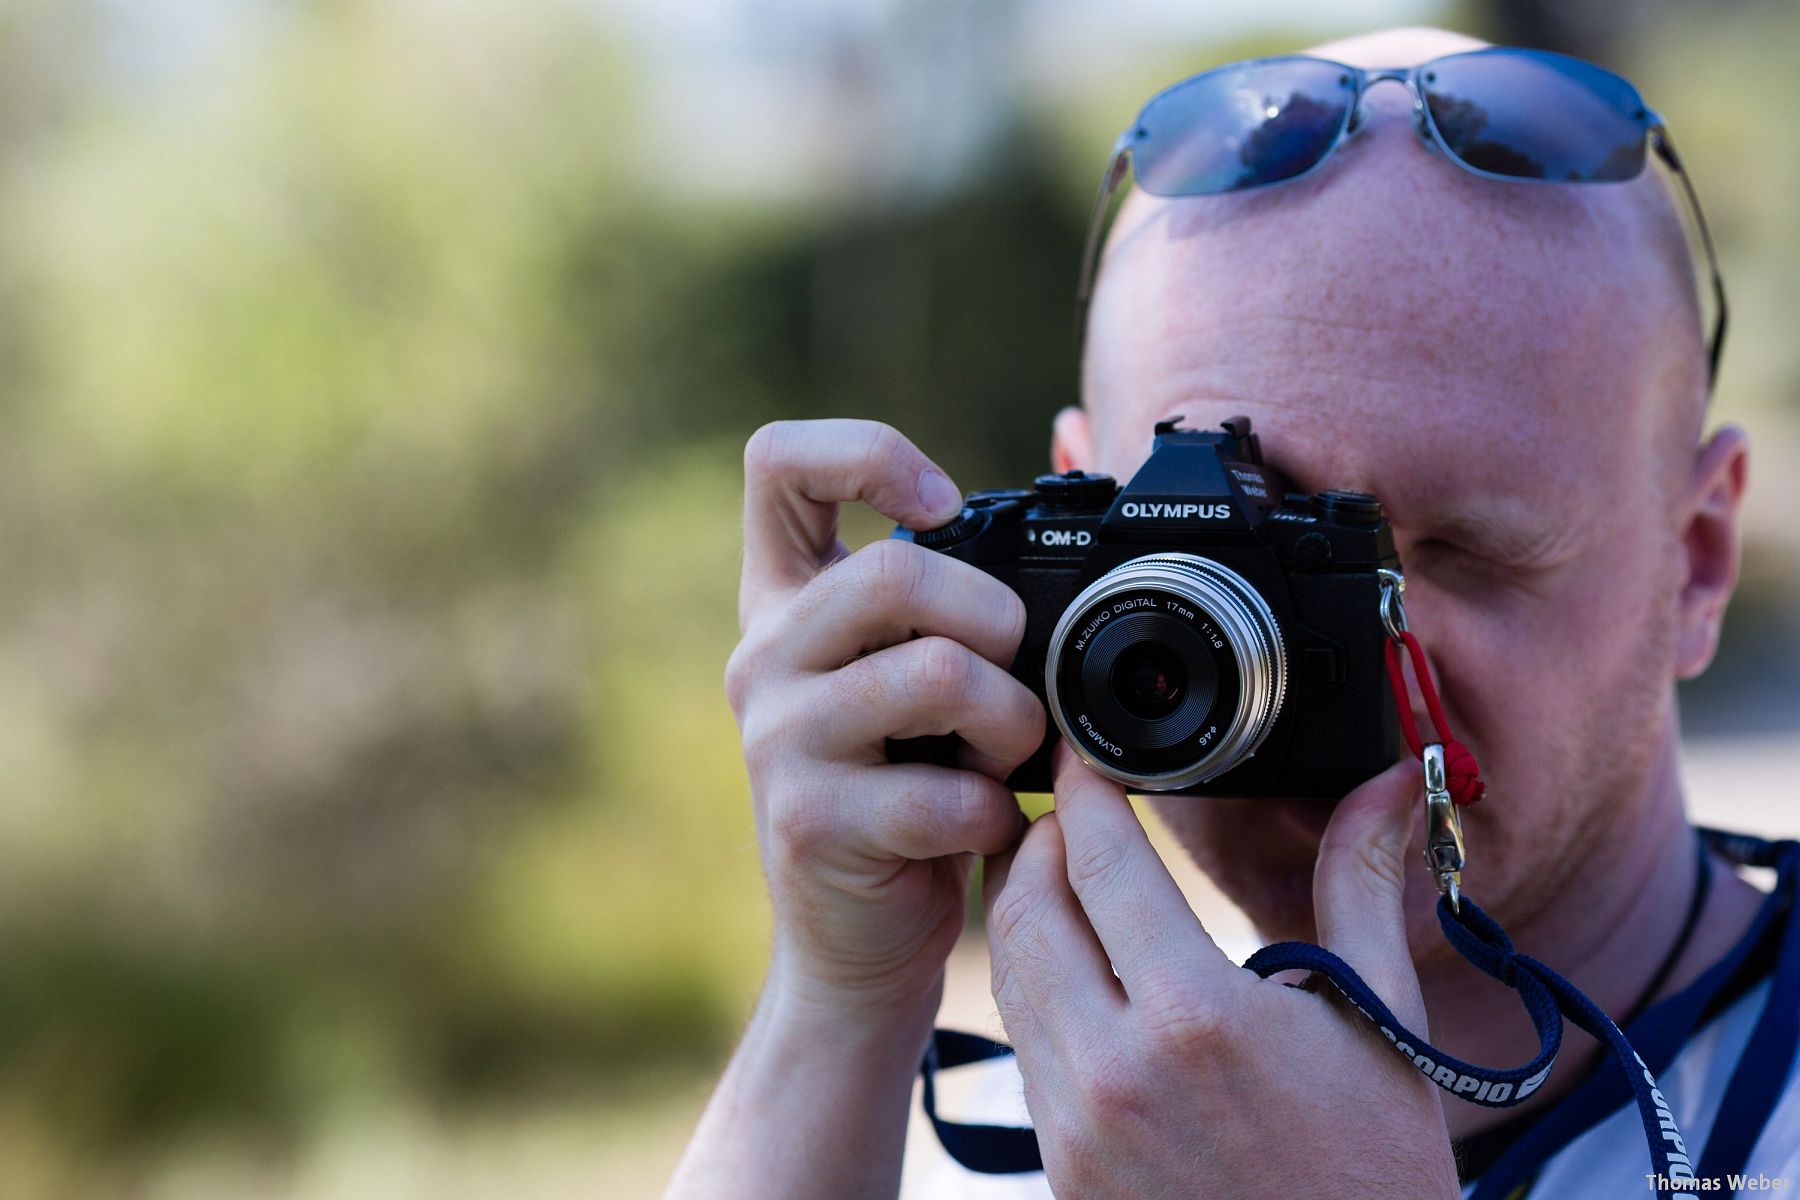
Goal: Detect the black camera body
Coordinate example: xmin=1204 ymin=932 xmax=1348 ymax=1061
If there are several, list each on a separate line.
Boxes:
xmin=889 ymin=416 xmax=1401 ymax=797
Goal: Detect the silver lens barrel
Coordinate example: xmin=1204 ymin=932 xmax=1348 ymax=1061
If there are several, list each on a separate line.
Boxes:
xmin=1044 ymin=553 xmax=1288 ymax=791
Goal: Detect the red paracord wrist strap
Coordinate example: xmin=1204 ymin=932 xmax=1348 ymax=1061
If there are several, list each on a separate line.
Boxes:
xmin=1383 ymin=630 xmax=1485 ymax=805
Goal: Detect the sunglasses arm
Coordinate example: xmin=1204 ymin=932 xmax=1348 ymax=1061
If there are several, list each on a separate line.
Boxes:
xmin=1651 ymin=126 xmax=1728 ymax=391
xmin=1074 ymin=145 xmax=1133 ymax=347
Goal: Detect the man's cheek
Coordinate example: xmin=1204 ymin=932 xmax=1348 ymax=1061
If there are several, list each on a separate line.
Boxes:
xmin=1413 ymin=600 xmax=1583 ymax=816
xmin=1454 ymin=609 xmax=1590 ymax=771
xmin=1439 ymin=562 xmax=1676 ymax=892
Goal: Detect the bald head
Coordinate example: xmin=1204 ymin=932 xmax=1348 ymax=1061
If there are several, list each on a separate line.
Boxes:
xmin=1080 ymin=25 xmax=1706 ymax=476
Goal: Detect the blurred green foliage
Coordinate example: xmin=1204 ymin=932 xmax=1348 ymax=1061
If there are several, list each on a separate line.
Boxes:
xmin=0 ymin=0 xmax=1089 ymax=1188
xmin=0 ymin=0 xmax=1793 ymax=1196
xmin=0 ymin=0 xmax=755 ymax=1176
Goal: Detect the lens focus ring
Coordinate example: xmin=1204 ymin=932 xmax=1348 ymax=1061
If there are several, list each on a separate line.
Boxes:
xmin=1044 ymin=554 xmax=1287 ymax=791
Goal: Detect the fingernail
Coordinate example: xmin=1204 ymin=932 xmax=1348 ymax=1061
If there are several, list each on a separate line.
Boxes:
xmin=917 ymin=467 xmax=962 ymax=520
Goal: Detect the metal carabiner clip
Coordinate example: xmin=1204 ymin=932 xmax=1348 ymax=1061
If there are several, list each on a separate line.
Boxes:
xmin=1422 ymin=743 xmax=1466 ymax=912
xmin=1377 ymin=567 xmax=1408 ymax=643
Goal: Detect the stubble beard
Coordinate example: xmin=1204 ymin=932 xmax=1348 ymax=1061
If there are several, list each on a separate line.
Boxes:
xmin=1148 ymin=609 xmax=1680 ymax=969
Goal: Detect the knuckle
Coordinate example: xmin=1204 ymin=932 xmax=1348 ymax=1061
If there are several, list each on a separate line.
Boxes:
xmin=949 ymin=769 xmax=995 ymax=837
xmin=1353 ymin=833 xmax=1409 ymax=896
xmin=1003 ymin=683 xmax=1048 ymax=756
xmin=827 ymin=654 xmax=890 ymax=716
xmin=1136 ymin=986 xmax=1230 ymax=1054
xmin=723 ymin=625 xmax=785 ymax=718
xmin=1321 ymin=818 xmax=1408 ymax=897
xmin=767 ymin=784 xmax=841 ymax=857
xmin=988 ymin=954 xmax=1018 ymax=1014
xmin=737 ymin=705 xmax=789 ymax=779
xmin=990 ymin=964 xmax=1032 ymax=1043
xmin=860 ymin=420 xmax=912 ymax=480
xmin=996 ymin=584 xmax=1028 ymax=656
xmin=1074 ymin=1046 xmax=1149 ymax=1125
xmin=907 ymin=636 xmax=972 ymax=705
xmin=854 ymin=538 xmax=928 ymax=610
xmin=987 ymin=876 xmax=1044 ymax=948
xmin=742 ymin=420 xmax=793 ymax=484
xmin=930 ymin=769 xmax=1003 ymax=850
xmin=722 ymin=639 xmax=759 ymax=718
xmin=1063 ymin=835 xmax=1129 ymax=893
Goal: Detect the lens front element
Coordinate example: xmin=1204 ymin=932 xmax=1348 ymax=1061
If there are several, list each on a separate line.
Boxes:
xmin=1046 ymin=554 xmax=1287 ymax=791
xmin=1113 ymin=639 xmax=1189 ymax=720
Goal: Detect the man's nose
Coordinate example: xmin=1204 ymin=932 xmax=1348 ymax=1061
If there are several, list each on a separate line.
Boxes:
xmin=1345 ymin=69 xmax=1431 ymax=143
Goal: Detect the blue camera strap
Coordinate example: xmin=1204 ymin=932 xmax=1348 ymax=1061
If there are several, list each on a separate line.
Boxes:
xmin=920 ymin=828 xmax=1800 ymax=1199
xmin=1468 ymin=828 xmax=1798 ymax=1198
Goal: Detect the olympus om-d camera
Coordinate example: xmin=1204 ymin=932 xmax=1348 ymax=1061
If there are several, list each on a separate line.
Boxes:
xmin=889 ymin=416 xmax=1401 ymax=796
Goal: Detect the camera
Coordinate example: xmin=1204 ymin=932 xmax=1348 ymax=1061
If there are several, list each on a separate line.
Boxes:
xmin=888 ymin=416 xmax=1401 ymax=796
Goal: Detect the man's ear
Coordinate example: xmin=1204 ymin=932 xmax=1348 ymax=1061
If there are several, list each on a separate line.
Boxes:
xmin=1051 ymin=406 xmax=1094 ymax=473
xmin=1675 ymin=424 xmax=1750 ymax=680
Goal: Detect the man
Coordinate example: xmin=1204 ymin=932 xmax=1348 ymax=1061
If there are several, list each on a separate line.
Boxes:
xmin=667 ymin=26 xmax=1794 ymax=1198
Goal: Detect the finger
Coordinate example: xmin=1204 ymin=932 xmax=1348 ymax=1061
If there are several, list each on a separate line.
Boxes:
xmin=979 ymin=839 xmax=1052 ymax=1058
xmin=984 ymin=814 xmax=1122 ymax=1050
xmin=841 ymin=762 xmax=1026 ymax=861
xmin=740 ymin=420 xmax=962 ymax=621
xmin=782 ymin=539 xmax=1027 ymax=672
xmin=1312 ymin=757 xmax=1428 ymax=1030
xmin=1050 ymin=745 xmax=1237 ymax=996
xmin=819 ymin=637 xmax=1045 ymax=780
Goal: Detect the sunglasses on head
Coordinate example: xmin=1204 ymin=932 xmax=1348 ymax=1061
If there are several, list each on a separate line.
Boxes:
xmin=1077 ymin=46 xmax=1727 ymax=389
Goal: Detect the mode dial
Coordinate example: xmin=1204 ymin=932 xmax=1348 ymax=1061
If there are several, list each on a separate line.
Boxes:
xmin=913 ymin=507 xmax=986 ymax=549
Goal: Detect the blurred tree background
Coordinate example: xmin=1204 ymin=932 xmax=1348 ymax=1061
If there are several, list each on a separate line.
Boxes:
xmin=0 ymin=0 xmax=1793 ymax=1196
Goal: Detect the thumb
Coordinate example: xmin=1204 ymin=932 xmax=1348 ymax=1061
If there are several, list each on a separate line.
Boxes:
xmin=1313 ymin=757 xmax=1428 ymax=1030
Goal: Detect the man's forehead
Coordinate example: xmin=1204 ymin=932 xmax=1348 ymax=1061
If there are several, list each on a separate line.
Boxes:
xmin=1095 ymin=396 xmax=1579 ymax=536
xmin=1082 ymin=183 xmax=1663 ymax=506
xmin=1304 ymin=24 xmax=1487 ymax=67
xmin=1079 ymin=32 xmax=1697 ymax=519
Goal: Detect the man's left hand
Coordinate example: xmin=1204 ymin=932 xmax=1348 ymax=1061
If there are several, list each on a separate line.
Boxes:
xmin=983 ymin=749 xmax=1461 ymax=1198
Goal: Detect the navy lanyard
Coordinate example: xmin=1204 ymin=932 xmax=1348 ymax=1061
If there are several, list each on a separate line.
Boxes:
xmin=920 ymin=827 xmax=1799 ymax=1199
xmin=1469 ymin=828 xmax=1799 ymax=1199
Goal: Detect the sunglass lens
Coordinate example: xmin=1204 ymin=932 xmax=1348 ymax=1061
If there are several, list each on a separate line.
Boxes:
xmin=1421 ymin=50 xmax=1650 ymax=183
xmin=1133 ymin=58 xmax=1356 ymax=195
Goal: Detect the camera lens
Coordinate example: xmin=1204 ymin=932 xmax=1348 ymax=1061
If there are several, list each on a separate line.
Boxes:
xmin=1044 ymin=554 xmax=1287 ymax=791
xmin=1079 ymin=611 xmax=1220 ymax=752
xmin=1113 ymin=641 xmax=1186 ymax=719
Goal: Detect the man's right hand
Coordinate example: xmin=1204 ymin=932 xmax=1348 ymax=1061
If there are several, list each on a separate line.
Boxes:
xmin=726 ymin=419 xmax=1045 ymax=1020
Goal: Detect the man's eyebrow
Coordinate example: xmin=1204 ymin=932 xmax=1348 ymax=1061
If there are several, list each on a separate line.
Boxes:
xmin=1407 ymin=503 xmax=1587 ymax=568
xmin=1255 ymin=450 xmax=1585 ymax=568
